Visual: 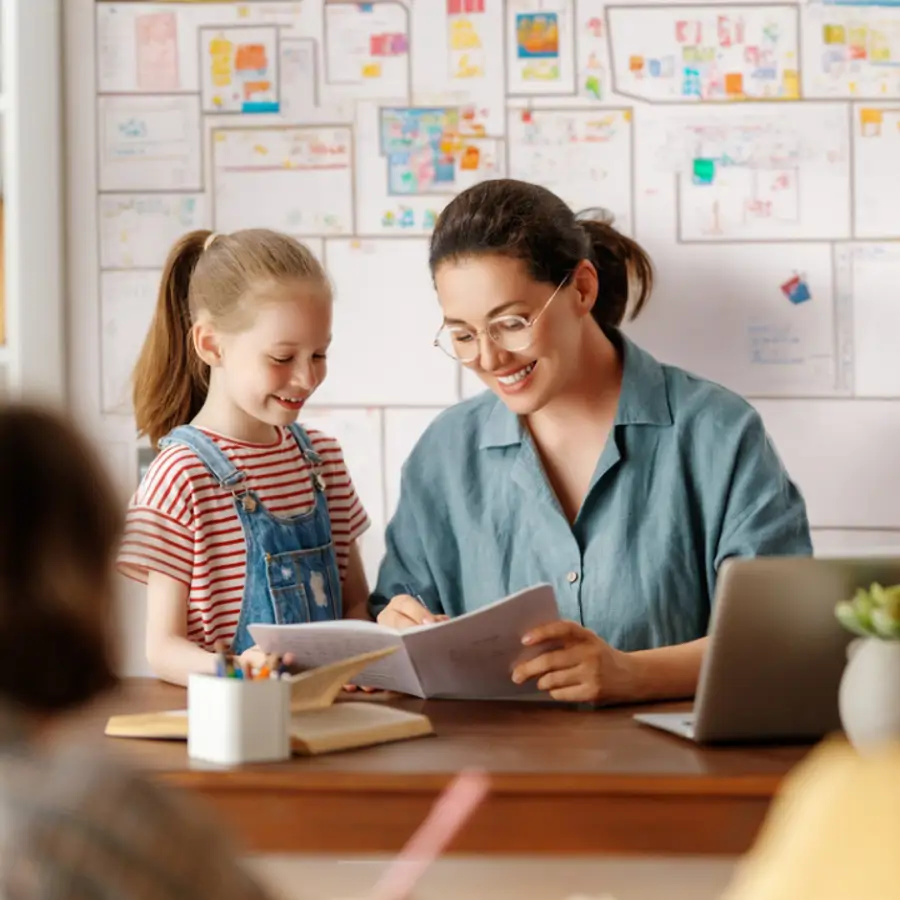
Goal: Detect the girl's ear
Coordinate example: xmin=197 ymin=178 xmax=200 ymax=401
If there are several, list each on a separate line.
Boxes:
xmin=192 ymin=321 xmax=223 ymax=367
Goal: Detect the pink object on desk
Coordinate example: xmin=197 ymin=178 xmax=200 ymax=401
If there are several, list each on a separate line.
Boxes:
xmin=367 ymin=769 xmax=490 ymax=900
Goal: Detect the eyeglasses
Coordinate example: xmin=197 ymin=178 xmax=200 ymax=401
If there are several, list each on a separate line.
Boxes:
xmin=433 ymin=277 xmax=568 ymax=363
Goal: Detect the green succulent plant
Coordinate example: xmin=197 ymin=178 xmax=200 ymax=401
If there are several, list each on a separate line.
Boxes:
xmin=835 ymin=583 xmax=900 ymax=640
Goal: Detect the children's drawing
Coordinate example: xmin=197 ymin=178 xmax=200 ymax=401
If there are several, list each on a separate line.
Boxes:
xmin=657 ymin=105 xmax=851 ymax=241
xmin=380 ymin=107 xmax=501 ymax=195
xmin=802 ymin=0 xmax=900 ymax=98
xmin=508 ymin=108 xmax=633 ymax=234
xmin=200 ymin=26 xmax=280 ymax=114
xmin=324 ymin=1 xmax=409 ymax=88
xmin=448 ymin=0 xmax=487 ymax=80
xmin=506 ymin=0 xmax=576 ymax=94
xmin=608 ymin=5 xmax=800 ymax=102
xmin=212 ymin=127 xmax=353 ymax=235
xmin=135 ymin=11 xmax=179 ymax=92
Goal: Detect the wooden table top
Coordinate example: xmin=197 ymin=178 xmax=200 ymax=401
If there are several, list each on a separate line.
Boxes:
xmin=75 ymin=679 xmax=815 ymax=856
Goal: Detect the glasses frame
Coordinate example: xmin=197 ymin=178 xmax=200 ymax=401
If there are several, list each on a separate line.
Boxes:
xmin=433 ymin=275 xmax=570 ymax=363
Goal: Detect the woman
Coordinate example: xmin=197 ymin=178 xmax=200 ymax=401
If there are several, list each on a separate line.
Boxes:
xmin=0 ymin=403 xmax=275 ymax=899
xmin=371 ymin=179 xmax=811 ymax=705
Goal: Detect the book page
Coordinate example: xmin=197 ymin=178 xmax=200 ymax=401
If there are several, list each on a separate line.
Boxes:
xmin=403 ymin=584 xmax=560 ymax=700
xmin=249 ymin=622 xmax=424 ymax=696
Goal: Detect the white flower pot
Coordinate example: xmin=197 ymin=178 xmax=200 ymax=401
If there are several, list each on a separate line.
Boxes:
xmin=838 ymin=637 xmax=900 ymax=751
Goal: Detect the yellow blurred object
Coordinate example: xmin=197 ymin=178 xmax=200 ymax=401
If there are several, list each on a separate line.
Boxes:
xmin=722 ymin=737 xmax=900 ymax=900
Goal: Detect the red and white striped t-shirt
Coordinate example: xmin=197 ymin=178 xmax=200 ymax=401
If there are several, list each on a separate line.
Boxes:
xmin=117 ymin=426 xmax=369 ymax=650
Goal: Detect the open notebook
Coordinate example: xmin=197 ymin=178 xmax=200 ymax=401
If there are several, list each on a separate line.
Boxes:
xmin=105 ymin=648 xmax=433 ymax=756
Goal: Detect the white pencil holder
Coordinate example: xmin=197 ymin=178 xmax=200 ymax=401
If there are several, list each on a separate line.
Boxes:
xmin=187 ymin=673 xmax=291 ymax=765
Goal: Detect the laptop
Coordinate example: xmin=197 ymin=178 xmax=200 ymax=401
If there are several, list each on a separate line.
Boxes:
xmin=634 ymin=556 xmax=900 ymax=744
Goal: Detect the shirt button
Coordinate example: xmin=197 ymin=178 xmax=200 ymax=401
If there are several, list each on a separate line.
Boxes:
xmin=566 ymin=571 xmax=579 ymax=584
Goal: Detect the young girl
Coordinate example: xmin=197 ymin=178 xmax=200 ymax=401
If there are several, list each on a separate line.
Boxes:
xmin=0 ymin=402 xmax=276 ymax=899
xmin=118 ymin=229 xmax=371 ymax=686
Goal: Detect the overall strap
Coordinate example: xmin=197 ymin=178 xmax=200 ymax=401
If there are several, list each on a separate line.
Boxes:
xmin=287 ymin=422 xmax=323 ymax=466
xmin=158 ymin=425 xmax=246 ymax=489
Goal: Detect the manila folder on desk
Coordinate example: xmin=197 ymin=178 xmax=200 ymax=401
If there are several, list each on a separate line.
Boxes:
xmin=104 ymin=649 xmax=433 ymax=756
xmin=249 ymin=582 xmax=561 ymax=700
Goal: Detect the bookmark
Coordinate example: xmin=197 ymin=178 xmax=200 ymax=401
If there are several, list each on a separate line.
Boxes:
xmin=366 ymin=769 xmax=489 ymax=900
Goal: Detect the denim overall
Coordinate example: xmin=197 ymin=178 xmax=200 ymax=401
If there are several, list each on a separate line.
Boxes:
xmin=158 ymin=423 xmax=343 ymax=654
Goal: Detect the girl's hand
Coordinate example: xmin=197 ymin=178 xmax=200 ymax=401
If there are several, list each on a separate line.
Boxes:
xmin=511 ymin=621 xmax=635 ymax=704
xmin=377 ymin=594 xmax=449 ymax=630
xmin=237 ymin=645 xmax=267 ymax=671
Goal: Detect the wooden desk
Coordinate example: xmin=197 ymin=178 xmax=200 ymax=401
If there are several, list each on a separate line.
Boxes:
xmin=81 ymin=679 xmax=813 ymax=857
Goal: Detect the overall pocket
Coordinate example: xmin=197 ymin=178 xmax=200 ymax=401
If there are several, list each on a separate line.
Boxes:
xmin=264 ymin=545 xmax=340 ymax=623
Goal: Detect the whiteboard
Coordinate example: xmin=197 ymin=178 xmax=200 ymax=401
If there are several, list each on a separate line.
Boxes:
xmin=100 ymin=270 xmax=161 ymax=415
xmin=212 ymin=126 xmax=354 ymax=235
xmin=99 ymin=194 xmax=207 ymax=269
xmin=315 ymin=239 xmax=459 ymax=406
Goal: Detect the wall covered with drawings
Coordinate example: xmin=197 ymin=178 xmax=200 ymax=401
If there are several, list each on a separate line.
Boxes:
xmin=68 ymin=0 xmax=900 ymax=669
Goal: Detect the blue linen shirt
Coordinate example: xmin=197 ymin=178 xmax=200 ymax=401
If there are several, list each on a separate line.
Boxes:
xmin=371 ymin=331 xmax=812 ymax=651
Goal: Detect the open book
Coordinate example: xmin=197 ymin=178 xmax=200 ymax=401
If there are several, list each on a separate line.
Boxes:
xmin=249 ymin=583 xmax=561 ymax=700
xmin=105 ymin=649 xmax=433 ymax=756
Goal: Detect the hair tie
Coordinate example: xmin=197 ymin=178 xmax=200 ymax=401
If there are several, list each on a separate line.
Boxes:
xmin=203 ymin=232 xmax=220 ymax=252
xmin=575 ymin=206 xmax=615 ymax=226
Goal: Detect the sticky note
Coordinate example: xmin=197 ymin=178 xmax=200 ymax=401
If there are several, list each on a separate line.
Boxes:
xmin=823 ymin=24 xmax=846 ymax=44
xmin=692 ymin=158 xmax=715 ymax=185
xmin=629 ymin=55 xmax=644 ymax=73
xmin=725 ymin=72 xmax=743 ymax=96
xmin=781 ymin=275 xmax=811 ymax=305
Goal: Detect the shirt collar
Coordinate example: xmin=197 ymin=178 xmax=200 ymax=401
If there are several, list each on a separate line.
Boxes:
xmin=479 ymin=329 xmax=672 ymax=450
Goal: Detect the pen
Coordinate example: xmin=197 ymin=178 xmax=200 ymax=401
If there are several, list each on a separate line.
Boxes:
xmin=214 ymin=640 xmax=229 ymax=678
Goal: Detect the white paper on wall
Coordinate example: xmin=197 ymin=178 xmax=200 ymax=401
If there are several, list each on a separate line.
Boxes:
xmin=298 ymin=407 xmax=387 ymax=586
xmin=801 ymin=1 xmax=900 ymax=99
xmin=625 ymin=241 xmax=850 ymax=399
xmin=637 ymin=103 xmax=851 ymax=243
xmin=607 ymin=4 xmax=800 ymax=103
xmin=316 ymin=239 xmax=460 ymax=406
xmin=100 ymin=270 xmax=161 ymax=415
xmin=853 ymin=102 xmax=900 ymax=239
xmin=383 ymin=408 xmax=449 ymax=518
xmin=212 ymin=125 xmax=354 ymax=235
xmin=354 ymin=100 xmax=504 ymax=235
xmin=98 ymin=95 xmax=203 ymax=192
xmin=322 ymin=1 xmax=411 ymax=104
xmin=200 ymin=25 xmax=281 ymax=115
xmin=411 ymin=0 xmax=506 ymax=136
xmin=507 ymin=106 xmax=633 ymax=234
xmin=506 ymin=0 xmax=577 ymax=96
xmin=835 ymin=242 xmax=900 ymax=398
xmin=99 ymin=193 xmax=208 ymax=269
xmin=97 ymin=2 xmax=315 ymax=94
xmin=755 ymin=399 xmax=900 ymax=529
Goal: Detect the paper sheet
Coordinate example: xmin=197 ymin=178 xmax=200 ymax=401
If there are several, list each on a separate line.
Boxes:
xmin=98 ymin=95 xmax=203 ymax=192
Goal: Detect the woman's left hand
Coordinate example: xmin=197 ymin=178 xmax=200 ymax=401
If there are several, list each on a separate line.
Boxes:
xmin=511 ymin=621 xmax=635 ymax=704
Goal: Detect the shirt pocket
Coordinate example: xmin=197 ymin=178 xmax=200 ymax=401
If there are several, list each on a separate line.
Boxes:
xmin=264 ymin=545 xmax=341 ymax=622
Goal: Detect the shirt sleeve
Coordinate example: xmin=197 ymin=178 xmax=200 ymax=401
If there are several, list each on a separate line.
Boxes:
xmin=116 ymin=449 xmax=195 ymax=587
xmin=370 ymin=460 xmax=444 ymax=618
xmin=714 ymin=410 xmax=813 ymax=569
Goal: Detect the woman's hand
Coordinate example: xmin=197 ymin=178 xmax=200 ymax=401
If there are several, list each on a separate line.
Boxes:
xmin=376 ymin=594 xmax=449 ymax=630
xmin=237 ymin=645 xmax=267 ymax=671
xmin=511 ymin=621 xmax=636 ymax=704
